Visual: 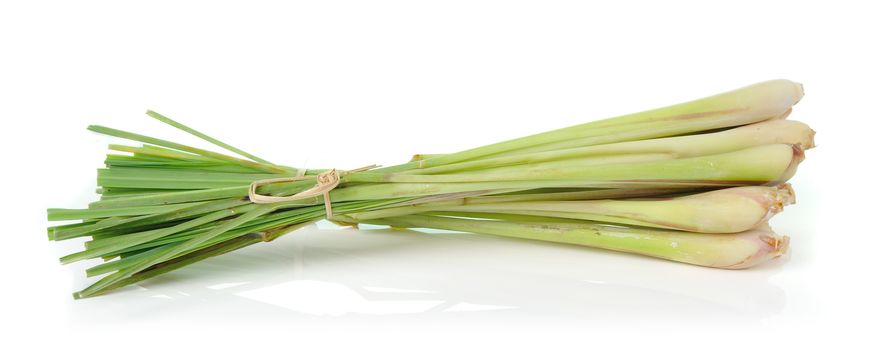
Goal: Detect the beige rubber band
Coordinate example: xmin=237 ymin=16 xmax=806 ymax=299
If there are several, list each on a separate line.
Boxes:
xmin=248 ymin=165 xmax=379 ymax=219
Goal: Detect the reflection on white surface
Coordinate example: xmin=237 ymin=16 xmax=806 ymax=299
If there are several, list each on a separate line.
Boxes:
xmin=207 ymin=282 xmax=250 ymax=290
xmin=361 ymin=286 xmax=436 ymax=294
xmin=444 ymin=302 xmax=516 ymax=312
xmin=67 ymin=224 xmax=789 ymax=323
xmin=238 ymin=280 xmax=445 ymax=316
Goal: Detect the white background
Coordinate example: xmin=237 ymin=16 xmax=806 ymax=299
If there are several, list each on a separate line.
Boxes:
xmin=1 ymin=0 xmax=871 ymax=348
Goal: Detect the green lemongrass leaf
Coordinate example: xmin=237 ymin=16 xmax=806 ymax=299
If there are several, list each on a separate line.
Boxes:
xmin=87 ymin=217 xmax=316 ymax=278
xmin=90 ymin=187 xmax=249 ymax=209
xmin=87 ymin=125 xmax=289 ymax=174
xmin=88 ymin=178 xmax=320 ymax=209
xmin=86 ymin=199 xmax=412 ymax=277
xmin=60 ymin=207 xmax=247 ymax=264
xmin=109 ymin=144 xmax=214 ymax=162
xmin=99 ymin=187 xmax=185 ymax=197
xmin=142 ymin=144 xmax=213 ymax=158
xmin=97 ymin=168 xmax=287 ymax=190
xmin=47 ymin=202 xmax=199 ymax=221
xmin=146 ymin=110 xmax=274 ymax=165
xmin=74 ymin=204 xmax=277 ymax=299
xmin=86 ymin=246 xmax=166 ymax=277
xmin=52 ymin=198 xmax=248 ymax=240
xmin=86 ymin=204 xmax=323 ymax=252
xmin=81 ymin=234 xmax=265 ymax=297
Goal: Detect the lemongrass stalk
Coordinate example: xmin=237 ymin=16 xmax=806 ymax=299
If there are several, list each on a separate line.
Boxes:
xmin=490 ymin=114 xmax=797 ymax=157
xmin=455 ymin=153 xmax=677 ymax=175
xmin=344 ymin=144 xmax=804 ymax=185
xmin=328 ymin=142 xmax=801 ymax=202
xmin=361 ymin=214 xmax=789 ymax=269
xmin=375 ymin=79 xmax=803 ymax=172
xmin=412 ymin=211 xmax=591 ymax=224
xmin=333 ymin=181 xmax=668 ymax=202
xmin=346 ymin=185 xmax=795 ymax=233
xmin=410 ymin=188 xmax=691 ymax=205
xmin=336 ymin=188 xmax=694 ymax=222
xmin=406 ymin=120 xmax=815 ymax=175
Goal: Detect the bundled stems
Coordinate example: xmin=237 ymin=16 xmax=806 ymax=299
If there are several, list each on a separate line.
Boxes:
xmin=46 ymin=79 xmax=813 ymax=298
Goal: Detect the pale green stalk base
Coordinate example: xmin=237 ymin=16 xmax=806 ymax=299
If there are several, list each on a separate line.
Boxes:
xmin=405 ymin=119 xmax=814 ymax=175
xmin=359 ymin=214 xmax=790 ymax=269
xmin=341 ymin=184 xmax=796 ymax=233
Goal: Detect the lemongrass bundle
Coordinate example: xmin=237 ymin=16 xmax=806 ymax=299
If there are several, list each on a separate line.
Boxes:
xmin=47 ymin=79 xmax=813 ymax=298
